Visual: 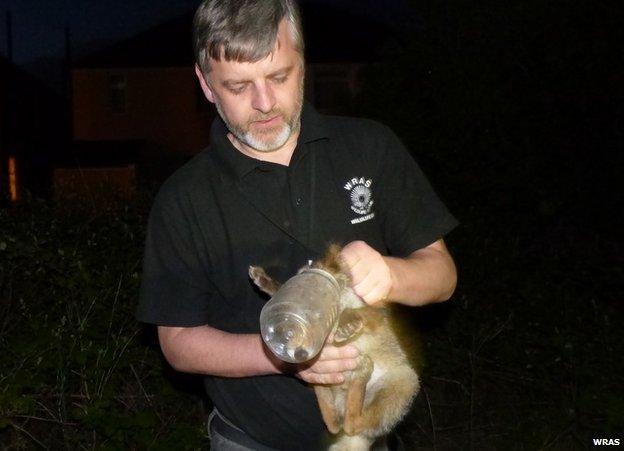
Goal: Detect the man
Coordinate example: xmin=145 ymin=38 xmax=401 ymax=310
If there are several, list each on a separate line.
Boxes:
xmin=136 ymin=0 xmax=458 ymax=449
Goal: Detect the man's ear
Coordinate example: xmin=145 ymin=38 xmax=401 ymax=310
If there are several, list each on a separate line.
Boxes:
xmin=195 ymin=64 xmax=216 ymax=104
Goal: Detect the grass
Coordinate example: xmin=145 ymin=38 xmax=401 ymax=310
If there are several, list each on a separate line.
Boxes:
xmin=0 ymin=199 xmax=207 ymax=449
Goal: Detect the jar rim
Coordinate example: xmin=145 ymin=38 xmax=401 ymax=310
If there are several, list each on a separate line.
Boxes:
xmin=299 ymin=267 xmax=341 ymax=293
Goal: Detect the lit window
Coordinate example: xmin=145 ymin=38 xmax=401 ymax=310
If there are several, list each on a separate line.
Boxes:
xmin=8 ymin=156 xmax=19 ymax=202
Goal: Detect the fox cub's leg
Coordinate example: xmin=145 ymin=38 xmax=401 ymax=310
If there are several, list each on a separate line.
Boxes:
xmin=314 ymin=385 xmax=341 ymax=434
xmin=343 ymin=355 xmax=373 ymax=436
xmin=333 ymin=309 xmax=365 ymax=344
xmin=349 ymin=371 xmax=419 ymax=436
xmin=249 ymin=266 xmax=281 ymax=296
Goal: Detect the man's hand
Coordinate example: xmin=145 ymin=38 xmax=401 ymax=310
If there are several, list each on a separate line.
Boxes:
xmin=341 ymin=239 xmax=457 ymax=307
xmin=290 ymin=342 xmax=360 ymax=385
xmin=340 ymin=241 xmax=393 ymax=305
xmin=158 ymin=325 xmax=360 ymax=382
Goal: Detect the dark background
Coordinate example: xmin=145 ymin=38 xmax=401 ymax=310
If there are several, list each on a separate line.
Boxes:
xmin=0 ymin=0 xmax=622 ymax=448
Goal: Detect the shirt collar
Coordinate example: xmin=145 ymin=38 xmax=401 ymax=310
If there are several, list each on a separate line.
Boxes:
xmin=209 ymin=102 xmax=329 ymax=181
xmin=298 ymin=101 xmax=330 ymax=144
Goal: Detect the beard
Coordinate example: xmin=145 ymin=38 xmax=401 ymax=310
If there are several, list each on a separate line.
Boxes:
xmin=216 ymin=74 xmax=304 ymax=153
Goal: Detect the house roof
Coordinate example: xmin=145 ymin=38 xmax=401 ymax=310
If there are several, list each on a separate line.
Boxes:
xmin=1 ymin=55 xmax=62 ymax=131
xmin=74 ymin=2 xmax=414 ymax=69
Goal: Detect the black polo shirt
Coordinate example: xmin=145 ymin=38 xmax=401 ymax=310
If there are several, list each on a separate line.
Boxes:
xmin=137 ymin=104 xmax=457 ymax=450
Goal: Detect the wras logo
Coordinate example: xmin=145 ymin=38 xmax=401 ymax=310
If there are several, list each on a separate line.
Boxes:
xmin=593 ymin=438 xmax=620 ymax=446
xmin=344 ymin=176 xmax=375 ymax=224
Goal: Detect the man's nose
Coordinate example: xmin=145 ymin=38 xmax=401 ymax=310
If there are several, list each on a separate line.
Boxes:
xmin=251 ymin=82 xmax=276 ymax=113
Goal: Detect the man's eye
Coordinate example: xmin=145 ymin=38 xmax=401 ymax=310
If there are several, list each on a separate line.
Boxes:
xmin=272 ymin=76 xmax=287 ymax=84
xmin=228 ymin=85 xmax=246 ymax=94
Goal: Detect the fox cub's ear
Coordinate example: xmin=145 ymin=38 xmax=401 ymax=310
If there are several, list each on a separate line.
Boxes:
xmin=249 ymin=266 xmax=281 ymax=296
xmin=314 ymin=244 xmax=345 ymax=275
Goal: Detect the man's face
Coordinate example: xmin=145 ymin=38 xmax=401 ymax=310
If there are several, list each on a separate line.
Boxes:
xmin=196 ymin=19 xmax=304 ymax=154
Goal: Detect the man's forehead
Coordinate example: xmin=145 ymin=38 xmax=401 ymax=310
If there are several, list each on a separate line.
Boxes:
xmin=206 ymin=19 xmax=298 ymax=78
xmin=210 ymin=48 xmax=278 ymax=71
xmin=208 ymin=54 xmax=288 ymax=81
xmin=209 ymin=44 xmax=299 ymax=80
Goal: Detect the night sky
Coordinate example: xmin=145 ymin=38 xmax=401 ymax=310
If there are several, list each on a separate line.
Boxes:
xmin=0 ymin=0 xmax=416 ymax=94
xmin=0 ymin=0 xmax=199 ymax=64
xmin=0 ymin=0 xmax=413 ymax=63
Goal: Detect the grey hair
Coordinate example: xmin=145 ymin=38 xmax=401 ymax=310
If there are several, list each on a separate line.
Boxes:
xmin=193 ymin=0 xmax=304 ymax=74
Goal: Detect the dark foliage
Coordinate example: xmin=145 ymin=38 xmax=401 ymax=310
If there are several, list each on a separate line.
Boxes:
xmin=0 ymin=200 xmax=207 ymax=449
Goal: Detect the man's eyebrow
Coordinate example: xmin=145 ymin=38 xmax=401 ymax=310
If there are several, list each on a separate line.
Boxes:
xmin=267 ymin=65 xmax=294 ymax=77
xmin=221 ymin=78 xmax=249 ymax=87
xmin=221 ymin=65 xmax=295 ymax=86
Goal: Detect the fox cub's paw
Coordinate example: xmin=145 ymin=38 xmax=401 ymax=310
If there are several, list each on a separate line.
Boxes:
xmin=333 ymin=309 xmax=365 ymax=343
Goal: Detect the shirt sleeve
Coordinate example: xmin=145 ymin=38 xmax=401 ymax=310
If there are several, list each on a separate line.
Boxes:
xmin=136 ymin=183 xmax=215 ymax=327
xmin=375 ymin=125 xmax=458 ymax=257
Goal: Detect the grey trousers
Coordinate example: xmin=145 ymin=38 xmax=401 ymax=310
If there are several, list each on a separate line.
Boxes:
xmin=207 ymin=409 xmax=401 ymax=451
xmin=208 ymin=409 xmax=277 ymax=451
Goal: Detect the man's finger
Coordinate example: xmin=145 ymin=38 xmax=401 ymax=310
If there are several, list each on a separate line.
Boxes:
xmin=352 ymin=275 xmax=377 ymax=299
xmin=339 ymin=242 xmax=368 ymax=268
xmin=362 ymin=283 xmax=390 ymax=305
xmin=339 ymin=251 xmax=361 ymax=272
xmin=309 ymin=358 xmax=358 ymax=374
xmin=349 ymin=263 xmax=373 ymax=286
xmin=317 ymin=344 xmax=359 ymax=360
xmin=303 ymin=372 xmax=345 ymax=385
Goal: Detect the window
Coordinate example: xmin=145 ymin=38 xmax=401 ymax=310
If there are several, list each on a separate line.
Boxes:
xmin=8 ymin=156 xmax=19 ymax=202
xmin=108 ymin=74 xmax=127 ymax=113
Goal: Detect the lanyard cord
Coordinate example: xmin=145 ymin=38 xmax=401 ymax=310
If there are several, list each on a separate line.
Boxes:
xmin=307 ymin=147 xmax=316 ymax=247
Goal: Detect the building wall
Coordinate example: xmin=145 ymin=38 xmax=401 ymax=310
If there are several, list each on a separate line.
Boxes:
xmin=72 ymin=67 xmax=213 ymax=155
xmin=72 ymin=63 xmax=362 ymax=158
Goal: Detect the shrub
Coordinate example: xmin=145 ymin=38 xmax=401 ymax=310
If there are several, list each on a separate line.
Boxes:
xmin=0 ymin=198 xmax=207 ymax=449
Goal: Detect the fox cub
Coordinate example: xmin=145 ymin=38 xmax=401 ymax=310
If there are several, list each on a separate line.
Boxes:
xmin=249 ymin=245 xmax=421 ymax=451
